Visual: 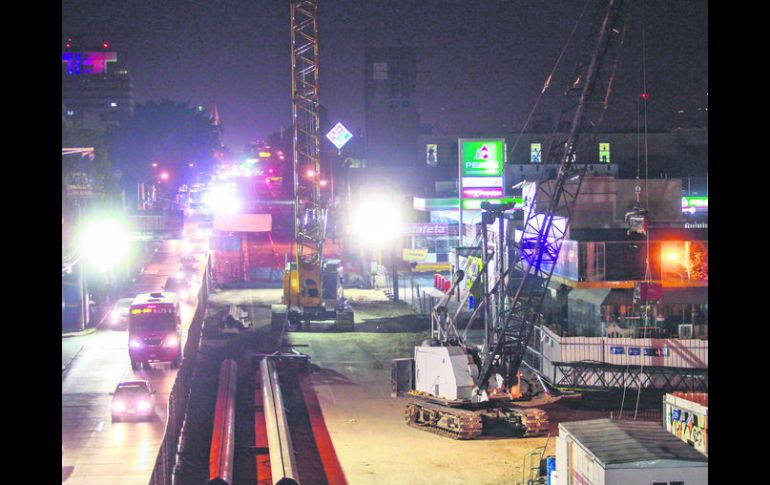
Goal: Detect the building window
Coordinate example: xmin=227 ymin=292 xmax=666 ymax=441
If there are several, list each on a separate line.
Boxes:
xmin=599 ymin=142 xmax=610 ymax=163
xmin=426 ymin=144 xmax=437 ymax=166
xmin=530 ymin=143 xmax=542 ymax=163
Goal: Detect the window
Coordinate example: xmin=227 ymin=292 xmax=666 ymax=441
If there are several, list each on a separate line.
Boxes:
xmin=599 ymin=142 xmax=610 ymax=163
xmin=426 ymin=144 xmax=437 ymax=166
xmin=530 ymin=143 xmax=542 ymax=163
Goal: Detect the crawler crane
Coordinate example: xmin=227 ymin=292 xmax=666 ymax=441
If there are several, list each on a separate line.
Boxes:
xmin=403 ymin=0 xmax=630 ymax=439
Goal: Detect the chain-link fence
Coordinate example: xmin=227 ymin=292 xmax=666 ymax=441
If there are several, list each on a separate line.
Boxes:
xmin=148 ymin=255 xmax=211 ymax=485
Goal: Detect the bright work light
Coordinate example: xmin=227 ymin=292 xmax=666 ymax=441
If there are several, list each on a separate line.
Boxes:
xmin=80 ymin=219 xmax=130 ymax=272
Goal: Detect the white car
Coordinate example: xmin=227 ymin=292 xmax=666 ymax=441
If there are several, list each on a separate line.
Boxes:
xmin=110 ymin=298 xmax=135 ymax=330
xmin=110 ymin=380 xmax=156 ymax=422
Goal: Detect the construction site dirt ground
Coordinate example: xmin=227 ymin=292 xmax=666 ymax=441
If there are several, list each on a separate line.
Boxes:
xmin=208 ymin=287 xmax=608 ymax=485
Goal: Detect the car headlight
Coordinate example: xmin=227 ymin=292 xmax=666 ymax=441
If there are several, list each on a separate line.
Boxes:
xmin=111 ymin=310 xmax=121 ymax=324
xmin=137 ymin=400 xmax=151 ymax=411
xmin=180 ymin=290 xmax=189 ymax=300
xmin=165 ymin=335 xmax=179 ymax=347
xmin=130 ymin=339 xmax=143 ymax=349
xmin=112 ymin=401 xmax=125 ymax=412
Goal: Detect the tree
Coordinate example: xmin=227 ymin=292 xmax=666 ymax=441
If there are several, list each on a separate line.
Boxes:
xmin=108 ymin=100 xmax=222 ymax=190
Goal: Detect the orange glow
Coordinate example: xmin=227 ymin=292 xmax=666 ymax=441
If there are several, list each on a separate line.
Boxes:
xmin=664 ymin=250 xmax=681 ymax=262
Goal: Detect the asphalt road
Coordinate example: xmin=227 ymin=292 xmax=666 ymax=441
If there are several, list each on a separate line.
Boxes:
xmin=62 ymin=233 xmax=206 ymax=484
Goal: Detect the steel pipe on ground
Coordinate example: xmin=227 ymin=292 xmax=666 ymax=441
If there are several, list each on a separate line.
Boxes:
xmin=207 ymin=359 xmax=238 ymax=485
xmin=261 ymin=357 xmax=301 ymax=485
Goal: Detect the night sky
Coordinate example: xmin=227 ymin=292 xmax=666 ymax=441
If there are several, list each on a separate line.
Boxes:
xmin=62 ymin=0 xmax=708 ymax=152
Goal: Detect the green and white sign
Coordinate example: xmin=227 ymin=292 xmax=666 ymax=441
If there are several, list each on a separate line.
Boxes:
xmin=460 ymin=139 xmax=505 ymax=177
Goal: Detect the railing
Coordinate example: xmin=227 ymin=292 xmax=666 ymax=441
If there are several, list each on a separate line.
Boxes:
xmin=149 ymin=255 xmax=211 ymax=485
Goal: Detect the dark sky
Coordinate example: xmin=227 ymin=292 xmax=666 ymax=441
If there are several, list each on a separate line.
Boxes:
xmin=62 ymin=0 xmax=708 ymax=152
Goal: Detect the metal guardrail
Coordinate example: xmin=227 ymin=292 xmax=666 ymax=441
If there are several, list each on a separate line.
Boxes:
xmin=261 ymin=357 xmax=301 ymax=485
xmin=208 ymin=359 xmax=238 ymax=485
xmin=149 ymin=255 xmax=211 ymax=485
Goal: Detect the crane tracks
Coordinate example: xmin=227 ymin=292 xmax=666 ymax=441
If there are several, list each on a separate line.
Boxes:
xmin=405 ymin=401 xmax=483 ymax=440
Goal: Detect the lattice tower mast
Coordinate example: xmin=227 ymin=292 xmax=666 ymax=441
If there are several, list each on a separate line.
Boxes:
xmin=477 ymin=0 xmax=630 ymax=391
xmin=291 ymin=0 xmax=324 ymax=269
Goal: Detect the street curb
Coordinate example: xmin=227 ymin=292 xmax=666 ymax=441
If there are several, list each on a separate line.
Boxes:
xmin=61 ymin=327 xmax=98 ymax=338
xmin=61 ymin=304 xmax=112 ymax=338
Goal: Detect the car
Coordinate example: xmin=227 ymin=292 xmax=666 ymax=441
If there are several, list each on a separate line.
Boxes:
xmin=164 ymin=275 xmax=192 ymax=302
xmin=110 ymin=380 xmax=156 ymax=422
xmin=109 ymin=298 xmax=135 ymax=330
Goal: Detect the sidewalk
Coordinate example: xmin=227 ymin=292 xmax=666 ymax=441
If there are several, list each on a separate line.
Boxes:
xmin=61 ymin=306 xmax=108 ymax=374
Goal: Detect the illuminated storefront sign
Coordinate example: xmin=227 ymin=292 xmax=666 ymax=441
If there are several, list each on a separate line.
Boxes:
xmin=414 ymin=196 xmax=523 ymax=211
xmin=406 ymin=223 xmax=449 ymax=236
xmin=682 ymin=196 xmax=708 ymax=208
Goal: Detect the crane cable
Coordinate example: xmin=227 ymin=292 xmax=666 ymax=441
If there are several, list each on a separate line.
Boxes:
xmin=633 ymin=0 xmax=651 ymax=420
xmin=508 ymin=0 xmax=592 ymax=161
xmin=618 ymin=0 xmax=650 ymax=420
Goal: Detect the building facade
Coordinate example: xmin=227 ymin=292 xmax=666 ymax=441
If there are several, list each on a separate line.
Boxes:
xmin=364 ymin=45 xmax=420 ymax=168
xmin=62 ymin=35 xmax=135 ymax=128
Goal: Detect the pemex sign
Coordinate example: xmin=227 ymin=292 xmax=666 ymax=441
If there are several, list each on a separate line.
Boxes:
xmin=458 ymin=139 xmax=506 ymax=210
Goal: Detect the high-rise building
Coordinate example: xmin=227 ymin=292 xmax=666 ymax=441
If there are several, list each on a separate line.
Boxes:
xmin=62 ymin=35 xmax=134 ymax=128
xmin=364 ymin=45 xmax=420 ymax=168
